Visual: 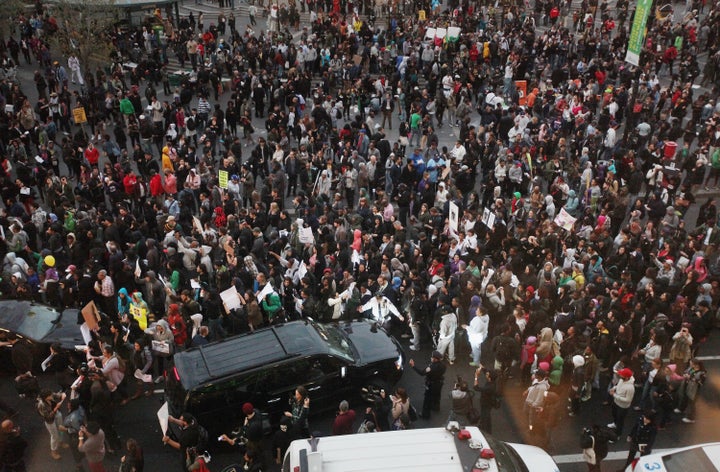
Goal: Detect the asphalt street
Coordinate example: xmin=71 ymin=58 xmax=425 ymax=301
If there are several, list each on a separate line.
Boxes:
xmin=3 ymin=333 xmax=720 ymax=471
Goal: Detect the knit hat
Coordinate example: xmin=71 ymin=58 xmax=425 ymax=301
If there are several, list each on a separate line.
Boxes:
xmin=242 ymin=403 xmax=254 ymax=415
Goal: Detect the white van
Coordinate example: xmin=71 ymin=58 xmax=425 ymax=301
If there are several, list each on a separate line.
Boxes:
xmin=282 ymin=425 xmax=559 ymax=472
xmin=626 ymin=442 xmax=720 ymax=471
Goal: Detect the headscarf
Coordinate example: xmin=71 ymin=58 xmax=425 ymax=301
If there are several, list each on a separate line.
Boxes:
xmin=244 ymin=255 xmax=259 ymax=278
xmin=214 ymin=207 xmax=227 ymax=228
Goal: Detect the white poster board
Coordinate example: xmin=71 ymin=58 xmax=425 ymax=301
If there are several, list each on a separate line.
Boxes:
xmin=220 ymin=286 xmax=242 ymax=311
xmin=449 ymin=201 xmax=459 ymax=233
xmin=256 ymin=283 xmax=274 ymax=303
xmin=554 ymin=208 xmax=577 ymax=231
xmin=157 ymin=402 xmax=169 ymax=436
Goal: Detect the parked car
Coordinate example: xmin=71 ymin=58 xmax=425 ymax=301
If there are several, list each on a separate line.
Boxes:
xmin=0 ymin=300 xmax=86 ymax=371
xmin=283 ymin=425 xmax=560 ymax=472
xmin=165 ymin=319 xmax=404 ymax=435
xmin=626 ymin=442 xmax=720 ymax=472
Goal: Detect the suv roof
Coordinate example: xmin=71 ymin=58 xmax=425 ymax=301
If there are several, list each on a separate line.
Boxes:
xmin=173 ymin=321 xmax=330 ymax=390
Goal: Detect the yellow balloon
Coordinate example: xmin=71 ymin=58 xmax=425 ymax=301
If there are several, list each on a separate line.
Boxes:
xmin=44 ymin=255 xmax=56 ymax=267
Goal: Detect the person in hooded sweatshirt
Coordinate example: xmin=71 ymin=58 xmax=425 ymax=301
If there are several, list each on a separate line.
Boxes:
xmin=544 ymin=194 xmax=556 ymax=219
xmin=464 ymin=305 xmax=490 ymax=367
xmin=436 ymin=304 xmax=458 ymax=365
xmin=568 ymin=354 xmax=586 ymax=416
xmin=564 ymin=189 xmax=580 ymax=216
xmin=150 ymin=319 xmax=175 ymax=381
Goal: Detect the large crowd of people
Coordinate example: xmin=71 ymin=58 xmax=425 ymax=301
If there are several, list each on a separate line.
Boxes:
xmin=0 ymin=0 xmax=719 ymax=469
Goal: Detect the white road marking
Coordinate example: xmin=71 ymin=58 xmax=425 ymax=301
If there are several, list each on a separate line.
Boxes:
xmin=553 ymin=448 xmax=676 ymax=464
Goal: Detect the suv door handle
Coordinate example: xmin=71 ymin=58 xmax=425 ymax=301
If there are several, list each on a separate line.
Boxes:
xmin=267 ymin=397 xmax=281 ymax=403
xmin=308 ymin=386 xmax=321 ymax=392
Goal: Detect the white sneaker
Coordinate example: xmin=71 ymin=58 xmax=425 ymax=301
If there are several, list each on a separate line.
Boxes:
xmin=673 ymin=408 xmax=682 ymax=414
xmin=682 ymin=417 xmax=695 ymax=423
xmin=607 ymin=423 xmax=616 ymax=429
xmin=409 ymin=345 xmax=419 ymax=351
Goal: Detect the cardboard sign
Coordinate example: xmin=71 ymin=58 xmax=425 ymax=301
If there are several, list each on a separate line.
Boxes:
xmin=73 ymin=107 xmax=87 ymax=124
xmin=81 ymin=301 xmax=100 ymax=330
xmin=516 ymin=80 xmax=528 ymax=106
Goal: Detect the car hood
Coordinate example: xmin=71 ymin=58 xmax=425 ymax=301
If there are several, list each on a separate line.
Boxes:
xmin=508 ymin=443 xmax=560 ymax=472
xmin=40 ymin=309 xmax=86 ymax=350
xmin=341 ymin=321 xmax=402 ymax=365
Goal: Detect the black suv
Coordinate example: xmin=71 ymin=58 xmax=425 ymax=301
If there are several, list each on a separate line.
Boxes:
xmin=165 ymin=319 xmax=404 ymax=434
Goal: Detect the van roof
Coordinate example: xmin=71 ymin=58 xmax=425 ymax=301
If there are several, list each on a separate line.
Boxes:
xmin=285 ymin=427 xmax=495 ymax=472
xmin=173 ymin=321 xmax=327 ymax=390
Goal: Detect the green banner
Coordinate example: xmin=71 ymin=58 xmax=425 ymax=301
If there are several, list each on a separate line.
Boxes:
xmin=625 ymin=0 xmax=653 ymax=66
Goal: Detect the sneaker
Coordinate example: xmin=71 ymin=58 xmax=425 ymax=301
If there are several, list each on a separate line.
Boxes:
xmin=409 ymin=345 xmax=420 ymax=351
xmin=469 ymin=362 xmax=479 ymax=367
xmin=448 ymin=360 xmax=454 ymax=365
xmin=568 ymin=412 xmax=575 ymax=417
xmin=607 ymin=423 xmax=616 ymax=429
xmin=673 ymin=408 xmax=682 ymax=414
xmin=682 ymin=417 xmax=695 ymax=423
xmin=633 ymin=406 xmax=642 ymax=411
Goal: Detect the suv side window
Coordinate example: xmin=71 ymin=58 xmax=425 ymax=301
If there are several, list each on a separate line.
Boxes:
xmin=311 ymin=356 xmax=344 ymax=376
xmin=264 ymin=359 xmax=312 ymax=393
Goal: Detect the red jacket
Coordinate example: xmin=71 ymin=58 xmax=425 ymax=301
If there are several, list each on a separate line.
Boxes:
xmin=123 ymin=173 xmax=137 ymax=195
xmin=168 ymin=312 xmax=187 ymax=347
xmin=149 ymin=174 xmax=164 ymax=197
xmin=84 ymin=146 xmax=99 ymax=166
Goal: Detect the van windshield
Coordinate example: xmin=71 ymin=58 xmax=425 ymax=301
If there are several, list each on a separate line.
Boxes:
xmin=485 ymin=435 xmax=530 ymax=472
xmin=311 ymin=323 xmax=354 ymax=362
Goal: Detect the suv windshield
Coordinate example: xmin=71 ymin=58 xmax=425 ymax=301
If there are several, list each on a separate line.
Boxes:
xmin=16 ymin=305 xmax=59 ymax=341
xmin=311 ymin=323 xmax=354 ymax=362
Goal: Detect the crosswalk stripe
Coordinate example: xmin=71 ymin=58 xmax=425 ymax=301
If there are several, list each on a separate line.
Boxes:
xmin=553 ymin=448 xmax=676 ymax=464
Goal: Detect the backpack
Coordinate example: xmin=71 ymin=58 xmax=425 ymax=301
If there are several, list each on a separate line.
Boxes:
xmin=407 ymin=403 xmax=419 ymax=422
xmin=186 ymin=116 xmax=196 ymax=131
xmin=196 ymin=424 xmax=209 ymax=451
xmin=580 ymin=428 xmax=594 ymax=449
xmin=496 ymin=336 xmax=516 ymax=362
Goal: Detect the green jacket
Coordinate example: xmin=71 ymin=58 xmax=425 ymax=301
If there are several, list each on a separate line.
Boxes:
xmin=119 ymin=98 xmax=135 ymax=116
xmin=261 ymin=292 xmax=282 ymax=319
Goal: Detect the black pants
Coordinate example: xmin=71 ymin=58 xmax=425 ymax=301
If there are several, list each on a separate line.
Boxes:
xmin=612 ymin=403 xmax=630 ymax=436
xmin=479 ymin=407 xmax=492 ymax=433
xmin=623 ymin=442 xmax=650 ymax=469
xmin=421 ymin=382 xmax=443 ymax=418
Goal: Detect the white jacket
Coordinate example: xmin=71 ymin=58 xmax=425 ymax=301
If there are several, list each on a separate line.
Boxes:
xmin=438 ymin=312 xmax=458 ymax=340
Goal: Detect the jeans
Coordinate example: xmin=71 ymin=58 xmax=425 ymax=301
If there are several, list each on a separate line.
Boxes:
xmin=45 ymin=413 xmax=63 ymax=451
xmin=410 ymin=128 xmax=421 ymax=147
xmin=410 ymin=323 xmax=421 ymax=350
